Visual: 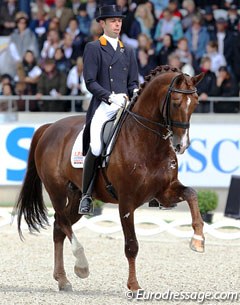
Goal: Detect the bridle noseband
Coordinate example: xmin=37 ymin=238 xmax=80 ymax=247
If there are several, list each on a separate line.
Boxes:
xmin=162 ymin=74 xmax=197 ymax=130
xmin=126 ymin=74 xmax=197 ymax=140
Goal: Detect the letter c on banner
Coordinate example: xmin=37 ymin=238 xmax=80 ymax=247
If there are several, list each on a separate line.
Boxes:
xmin=185 ymin=139 xmax=207 ymax=173
xmin=212 ymin=139 xmax=239 ymax=173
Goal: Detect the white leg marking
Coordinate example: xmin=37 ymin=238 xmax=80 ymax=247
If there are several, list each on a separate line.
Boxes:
xmin=72 ymin=233 xmax=89 ymax=270
xmin=193 ymin=234 xmax=204 ymax=241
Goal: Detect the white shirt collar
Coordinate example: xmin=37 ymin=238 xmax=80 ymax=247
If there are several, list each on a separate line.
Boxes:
xmin=103 ymin=34 xmax=118 ymax=51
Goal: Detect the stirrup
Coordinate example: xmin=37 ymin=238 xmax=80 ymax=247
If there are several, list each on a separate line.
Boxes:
xmin=78 ymin=195 xmax=94 ymax=215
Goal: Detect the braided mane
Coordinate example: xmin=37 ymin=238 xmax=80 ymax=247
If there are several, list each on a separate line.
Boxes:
xmin=135 ymin=65 xmax=182 ymax=101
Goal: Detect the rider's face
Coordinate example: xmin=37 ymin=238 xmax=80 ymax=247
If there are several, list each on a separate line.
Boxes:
xmin=100 ymin=18 xmax=122 ymax=38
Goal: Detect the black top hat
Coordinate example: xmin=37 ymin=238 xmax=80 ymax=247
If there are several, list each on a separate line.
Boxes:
xmin=96 ymin=5 xmax=125 ymax=22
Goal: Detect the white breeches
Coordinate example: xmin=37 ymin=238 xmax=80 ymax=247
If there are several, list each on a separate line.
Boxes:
xmin=90 ymin=102 xmax=120 ymax=156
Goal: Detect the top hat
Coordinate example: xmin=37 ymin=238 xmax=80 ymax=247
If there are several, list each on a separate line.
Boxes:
xmin=96 ymin=5 xmax=125 ymax=22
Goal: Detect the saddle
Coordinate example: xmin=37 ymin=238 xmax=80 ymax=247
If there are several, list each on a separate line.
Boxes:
xmin=100 ymin=106 xmax=126 ymax=163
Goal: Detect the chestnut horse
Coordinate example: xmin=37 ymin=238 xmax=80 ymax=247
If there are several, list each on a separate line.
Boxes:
xmin=15 ymin=66 xmax=204 ymax=292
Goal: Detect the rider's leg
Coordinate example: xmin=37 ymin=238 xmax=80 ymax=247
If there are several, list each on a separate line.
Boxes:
xmin=79 ymin=102 xmax=119 ymax=215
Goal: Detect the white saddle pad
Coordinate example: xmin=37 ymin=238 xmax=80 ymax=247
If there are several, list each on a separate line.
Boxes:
xmin=71 ymin=129 xmax=85 ymax=168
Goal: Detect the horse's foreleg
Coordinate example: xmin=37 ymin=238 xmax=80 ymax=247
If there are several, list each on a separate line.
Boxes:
xmin=183 ymin=187 xmax=205 ymax=253
xmin=53 ymin=221 xmax=72 ymax=291
xmin=119 ymin=206 xmax=141 ymax=292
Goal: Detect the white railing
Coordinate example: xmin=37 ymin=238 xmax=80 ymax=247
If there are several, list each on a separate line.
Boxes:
xmin=0 ymin=95 xmax=240 ymax=113
xmin=1 ymin=209 xmax=240 ymax=240
xmin=0 ymin=95 xmax=88 ymax=112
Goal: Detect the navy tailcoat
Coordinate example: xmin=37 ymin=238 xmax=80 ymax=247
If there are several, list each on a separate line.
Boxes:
xmin=82 ymin=36 xmax=139 ymax=153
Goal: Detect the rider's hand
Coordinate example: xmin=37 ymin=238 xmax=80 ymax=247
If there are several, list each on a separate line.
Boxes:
xmin=109 ymin=93 xmax=127 ymax=108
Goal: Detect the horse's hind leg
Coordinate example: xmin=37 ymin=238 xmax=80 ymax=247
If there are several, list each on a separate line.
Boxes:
xmin=119 ymin=203 xmax=141 ymax=292
xmin=52 ymin=191 xmax=89 ymax=291
xmin=51 ymin=188 xmax=89 ymax=291
xmin=66 ymin=188 xmax=89 ymax=279
xmin=53 ymin=220 xmax=72 ymax=291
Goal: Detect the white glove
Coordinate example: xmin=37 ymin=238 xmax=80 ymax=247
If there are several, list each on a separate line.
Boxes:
xmin=109 ymin=93 xmax=127 ymax=108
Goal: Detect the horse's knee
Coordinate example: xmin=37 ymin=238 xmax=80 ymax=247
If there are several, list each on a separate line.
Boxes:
xmin=125 ymin=239 xmax=139 ymax=259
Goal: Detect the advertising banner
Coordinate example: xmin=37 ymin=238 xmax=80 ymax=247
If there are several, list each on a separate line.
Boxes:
xmin=0 ymin=123 xmax=239 ymax=187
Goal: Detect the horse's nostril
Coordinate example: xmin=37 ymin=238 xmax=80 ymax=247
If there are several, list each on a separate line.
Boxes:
xmin=175 ymin=144 xmax=181 ymax=152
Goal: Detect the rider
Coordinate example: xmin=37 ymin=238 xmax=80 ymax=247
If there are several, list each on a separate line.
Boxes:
xmin=79 ymin=4 xmax=139 ymax=215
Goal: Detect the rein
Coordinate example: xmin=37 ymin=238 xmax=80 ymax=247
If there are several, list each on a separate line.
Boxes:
xmin=126 ymin=74 xmax=197 ymax=140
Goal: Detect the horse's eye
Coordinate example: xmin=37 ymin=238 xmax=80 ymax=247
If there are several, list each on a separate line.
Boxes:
xmin=172 ymin=100 xmax=181 ymax=108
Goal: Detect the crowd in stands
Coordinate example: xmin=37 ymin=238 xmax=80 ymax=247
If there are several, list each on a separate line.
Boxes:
xmin=0 ymin=0 xmax=240 ymax=113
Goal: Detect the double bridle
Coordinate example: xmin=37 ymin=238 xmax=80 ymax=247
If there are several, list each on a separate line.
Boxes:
xmin=126 ymin=74 xmax=197 ymax=140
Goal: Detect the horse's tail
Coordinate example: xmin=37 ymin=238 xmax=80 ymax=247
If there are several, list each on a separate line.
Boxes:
xmin=15 ymin=123 xmax=51 ymax=238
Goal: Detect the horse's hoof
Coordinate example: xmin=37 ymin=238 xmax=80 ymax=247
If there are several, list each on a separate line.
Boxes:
xmin=190 ymin=236 xmax=205 ymax=253
xmin=74 ymin=265 xmax=90 ymax=279
xmin=58 ymin=281 xmax=73 ymax=292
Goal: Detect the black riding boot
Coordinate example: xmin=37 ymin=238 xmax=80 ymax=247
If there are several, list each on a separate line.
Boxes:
xmin=78 ymin=150 xmax=98 ymax=215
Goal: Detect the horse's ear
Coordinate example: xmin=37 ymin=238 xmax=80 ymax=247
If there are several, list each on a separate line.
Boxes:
xmin=191 ymin=72 xmax=205 ymax=86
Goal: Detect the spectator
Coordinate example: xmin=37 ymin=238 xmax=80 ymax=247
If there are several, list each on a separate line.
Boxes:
xmin=70 ymin=0 xmax=81 ymax=15
xmin=40 ymin=29 xmax=61 ymax=59
xmin=86 ymin=0 xmax=97 ymax=20
xmin=0 ymin=74 xmax=14 ymax=94
xmin=157 ymin=33 xmax=175 ymax=65
xmin=154 ymin=8 xmax=183 ymax=53
xmin=0 ymin=83 xmax=16 ymax=112
xmin=67 ymin=57 xmax=91 ymax=112
xmin=168 ymin=53 xmax=195 ymax=76
xmin=226 ymin=4 xmax=240 ymax=36
xmin=137 ymin=49 xmax=156 ymax=82
xmin=87 ymin=20 xmax=103 ymax=42
xmin=195 ymin=56 xmax=217 ymax=113
xmin=36 ymin=58 xmax=67 ymax=112
xmin=212 ymin=17 xmax=235 ymax=71
xmin=117 ymin=0 xmax=135 ymax=37
xmin=185 ymin=14 xmax=209 ymax=65
xmin=137 ymin=33 xmax=155 ymax=56
xmin=30 ymin=0 xmax=50 ymax=19
xmin=149 ymin=0 xmax=168 ymax=19
xmin=214 ymin=66 xmax=239 ymax=113
xmin=202 ymin=6 xmax=216 ymax=40
xmin=48 ymin=0 xmax=74 ymax=35
xmin=15 ymin=50 xmax=42 ymax=96
xmin=232 ymin=32 xmax=240 ymax=83
xmin=205 ymin=41 xmax=226 ymax=74
xmin=30 ymin=9 xmax=50 ymax=51
xmin=9 ymin=11 xmax=39 ymax=61
xmin=65 ymin=18 xmax=87 ymax=58
xmin=159 ymin=0 xmax=182 ymax=21
xmin=76 ymin=3 xmax=92 ymax=36
xmin=174 ymin=37 xmax=193 ymax=65
xmin=181 ymin=0 xmax=197 ymax=32
xmin=129 ymin=3 xmax=155 ymax=40
xmin=53 ymin=47 xmax=72 ymax=73
xmin=0 ymin=0 xmax=18 ymax=35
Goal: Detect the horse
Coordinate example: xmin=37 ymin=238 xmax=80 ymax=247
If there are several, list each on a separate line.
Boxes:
xmin=15 ymin=66 xmax=205 ymax=293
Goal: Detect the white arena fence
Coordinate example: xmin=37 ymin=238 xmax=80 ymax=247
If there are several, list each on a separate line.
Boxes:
xmin=0 ymin=95 xmax=240 ymax=113
xmin=1 ymin=208 xmax=240 ymax=240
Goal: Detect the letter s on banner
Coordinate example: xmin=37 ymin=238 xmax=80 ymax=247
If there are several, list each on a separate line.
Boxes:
xmin=6 ymin=127 xmax=35 ymax=181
